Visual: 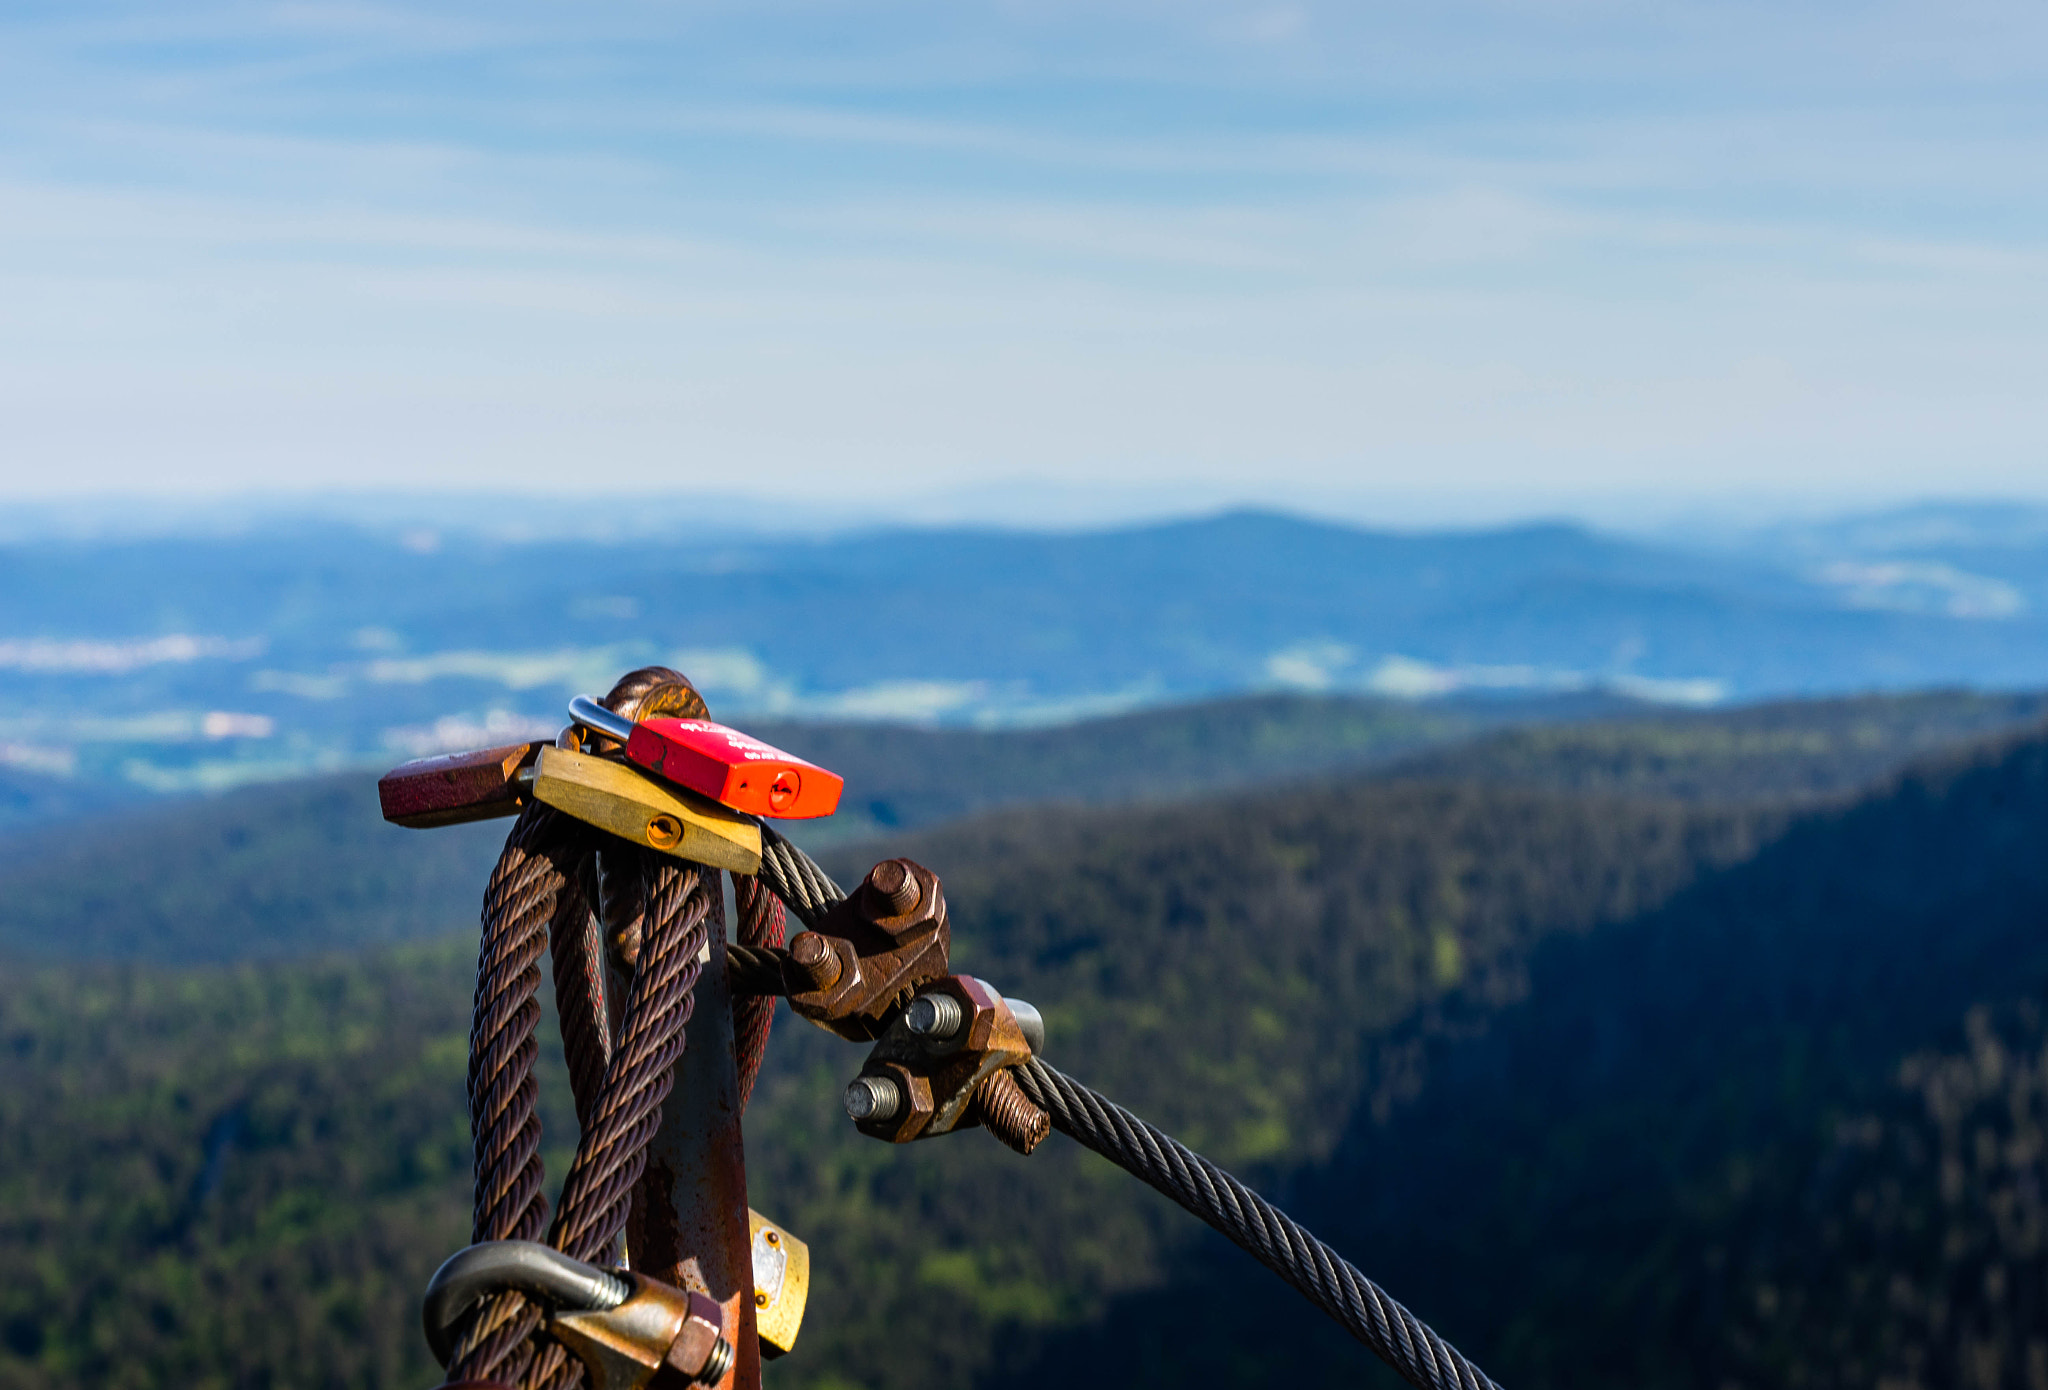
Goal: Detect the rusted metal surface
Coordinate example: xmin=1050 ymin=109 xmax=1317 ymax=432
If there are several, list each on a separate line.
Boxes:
xmin=784 ymin=933 xmax=841 ymax=992
xmin=969 ymin=1069 xmax=1050 ymax=1155
xmin=850 ymin=976 xmax=1039 ymax=1145
xmin=550 ymin=1280 xmax=730 ymax=1390
xmin=548 ymin=1277 xmax=733 ymax=1390
xmin=379 ymin=741 xmax=547 ymax=828
xmin=785 ymin=859 xmax=952 ymax=1042
xmin=628 ymin=874 xmax=761 ymax=1390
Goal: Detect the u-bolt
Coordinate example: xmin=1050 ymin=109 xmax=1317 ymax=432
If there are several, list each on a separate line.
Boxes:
xmin=422 ymin=1240 xmax=631 ymax=1366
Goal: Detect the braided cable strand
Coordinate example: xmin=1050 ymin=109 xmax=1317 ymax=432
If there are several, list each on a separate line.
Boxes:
xmin=1012 ymin=1059 xmax=1501 ymax=1390
xmin=724 ymin=943 xmax=791 ymax=996
xmin=521 ymin=854 xmax=716 ymax=1390
xmin=754 ymin=825 xmax=844 ymax=927
xmin=445 ymin=673 xmax=736 ymax=1390
xmin=452 ymin=852 xmax=715 ymax=1390
xmin=550 ymin=853 xmax=713 ymax=1261
xmin=550 ymin=859 xmax=610 ymax=1132
xmin=729 ymin=873 xmax=786 ymax=1111
xmin=469 ymin=805 xmax=582 ymax=1246
xmin=447 ymin=805 xmax=590 ymax=1386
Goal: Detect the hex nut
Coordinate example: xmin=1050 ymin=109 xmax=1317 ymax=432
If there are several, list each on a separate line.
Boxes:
xmin=661 ymin=1292 xmax=731 ymax=1386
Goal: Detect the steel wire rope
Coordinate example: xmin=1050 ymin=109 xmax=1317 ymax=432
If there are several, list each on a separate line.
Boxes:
xmin=729 ymin=874 xmax=786 ymax=1109
xmin=448 ymin=849 xmax=716 ymax=1389
xmin=445 ymin=803 xmax=590 ymax=1386
xmin=753 ymin=824 xmax=843 ymax=928
xmin=750 ymin=831 xmax=1501 ymax=1390
xmin=1011 ymin=1059 xmax=1500 ymax=1390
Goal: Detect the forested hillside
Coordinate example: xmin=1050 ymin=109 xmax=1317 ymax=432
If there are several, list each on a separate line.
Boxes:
xmin=0 ymin=944 xmax=508 ymax=1390
xmin=3 ymin=688 xmax=2039 ymax=963
xmin=1385 ymin=688 xmax=2048 ymax=803
xmin=748 ymin=689 xmax=1575 ymax=842
xmin=1004 ymin=727 xmax=2048 ymax=1389
xmin=1 ymin=701 xmax=2045 ymax=1390
xmin=1 ymin=778 xmax=1773 ymax=1389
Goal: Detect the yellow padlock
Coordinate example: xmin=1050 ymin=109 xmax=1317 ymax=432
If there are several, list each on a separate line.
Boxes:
xmin=747 ymin=1208 xmax=810 ymax=1358
xmin=531 ymin=746 xmax=762 ymax=874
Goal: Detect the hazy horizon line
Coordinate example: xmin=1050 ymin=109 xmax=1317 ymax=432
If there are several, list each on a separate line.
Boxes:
xmin=5 ymin=480 xmax=2045 ymax=543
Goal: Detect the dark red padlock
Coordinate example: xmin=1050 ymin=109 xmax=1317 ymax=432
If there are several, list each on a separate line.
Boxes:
xmin=569 ymin=696 xmax=843 ymax=820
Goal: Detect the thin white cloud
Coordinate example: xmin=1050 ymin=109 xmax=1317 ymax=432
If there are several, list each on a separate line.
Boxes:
xmin=3 ymin=0 xmax=2047 ymax=504
xmin=0 ymin=635 xmax=263 ymax=673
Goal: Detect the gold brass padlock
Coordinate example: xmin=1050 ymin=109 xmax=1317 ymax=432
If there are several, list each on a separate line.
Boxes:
xmin=747 ymin=1209 xmax=810 ymax=1358
xmin=530 ymin=746 xmax=762 ymax=874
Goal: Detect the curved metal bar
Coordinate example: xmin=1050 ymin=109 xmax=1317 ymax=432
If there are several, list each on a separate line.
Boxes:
xmin=568 ymin=694 xmax=637 ymax=744
xmin=423 ymin=1240 xmax=632 ymax=1366
xmin=1005 ymin=996 xmax=1046 ymax=1057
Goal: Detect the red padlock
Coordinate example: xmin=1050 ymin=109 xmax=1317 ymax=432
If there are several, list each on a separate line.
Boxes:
xmin=569 ymin=697 xmax=844 ymax=820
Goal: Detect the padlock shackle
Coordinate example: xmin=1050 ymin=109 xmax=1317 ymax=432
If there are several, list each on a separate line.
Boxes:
xmin=568 ymin=694 xmax=636 ymax=744
xmin=422 ymin=1240 xmax=631 ymax=1366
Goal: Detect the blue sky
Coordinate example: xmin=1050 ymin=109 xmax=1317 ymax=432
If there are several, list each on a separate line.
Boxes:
xmin=1 ymin=2 xmax=2045 ymax=524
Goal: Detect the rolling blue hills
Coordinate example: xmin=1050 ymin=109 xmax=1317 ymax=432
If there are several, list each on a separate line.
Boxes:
xmin=1 ymin=503 xmax=2044 ymax=804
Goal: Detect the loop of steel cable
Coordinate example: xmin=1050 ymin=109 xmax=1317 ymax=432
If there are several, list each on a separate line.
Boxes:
xmin=448 ymin=661 xmax=1498 ymax=1390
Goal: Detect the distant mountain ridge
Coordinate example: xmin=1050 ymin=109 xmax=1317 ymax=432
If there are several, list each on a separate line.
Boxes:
xmin=3 ymin=505 xmax=2047 ymax=800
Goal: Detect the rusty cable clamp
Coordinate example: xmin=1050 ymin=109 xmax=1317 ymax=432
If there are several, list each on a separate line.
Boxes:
xmin=381 ymin=672 xmax=1500 ymax=1390
xmin=750 ymin=853 xmax=1054 ymax=1151
xmin=845 ymin=973 xmax=1050 ymax=1153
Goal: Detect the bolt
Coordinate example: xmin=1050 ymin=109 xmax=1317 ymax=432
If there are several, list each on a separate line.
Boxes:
xmin=788 ymin=932 xmax=843 ymax=991
xmin=663 ymin=1292 xmax=733 ymax=1387
xmin=904 ymin=993 xmax=964 ymax=1040
xmin=844 ymin=1074 xmax=903 ymax=1122
xmin=866 ymin=859 xmax=921 ymax=916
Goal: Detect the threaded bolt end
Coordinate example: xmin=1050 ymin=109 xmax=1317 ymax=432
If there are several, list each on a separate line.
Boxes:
xmin=904 ymin=993 xmax=964 ymax=1040
xmin=695 ymin=1337 xmax=733 ymax=1386
xmin=844 ymin=1075 xmax=903 ymax=1122
xmin=788 ymin=932 xmax=842 ymax=991
xmin=866 ymin=859 xmax=921 ymax=916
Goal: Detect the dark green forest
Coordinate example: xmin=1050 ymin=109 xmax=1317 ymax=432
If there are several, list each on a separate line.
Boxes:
xmin=4 ymin=688 xmax=2038 ymax=965
xmin=2 ymin=691 xmax=2046 ymax=1389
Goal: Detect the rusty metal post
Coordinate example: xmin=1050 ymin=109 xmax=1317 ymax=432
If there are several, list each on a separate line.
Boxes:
xmin=627 ymin=872 xmax=761 ymax=1390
